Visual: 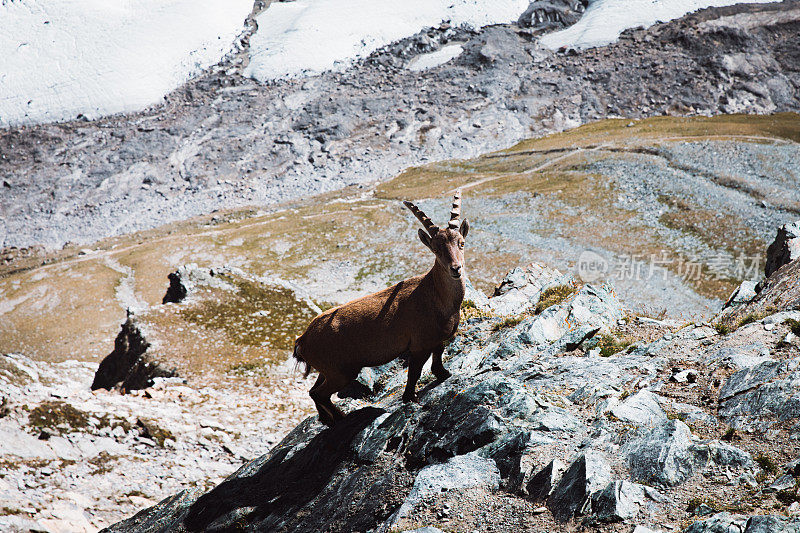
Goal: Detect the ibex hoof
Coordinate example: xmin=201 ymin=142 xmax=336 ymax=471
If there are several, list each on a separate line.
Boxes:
xmin=402 ymin=392 xmax=417 ymax=403
xmin=434 ymin=370 xmax=452 ymax=381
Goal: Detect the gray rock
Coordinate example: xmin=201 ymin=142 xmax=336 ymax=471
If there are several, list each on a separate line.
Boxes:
xmin=390 ymin=453 xmax=500 ymax=524
xmin=671 ymin=369 xmax=698 ymax=384
xmin=517 ymin=283 xmax=622 ymax=348
xmin=722 ymin=280 xmax=759 ymax=309
xmin=518 ymin=0 xmax=588 ymax=31
xmin=765 ymin=474 xmax=796 ymax=494
xmin=743 ymin=515 xmax=800 ymax=533
xmin=718 ymin=361 xmax=800 ymax=429
xmin=633 ymin=527 xmax=664 ymax=533
xmin=766 ymin=220 xmax=800 ymax=277
xmin=626 ymin=420 xmax=707 ymax=487
xmin=547 ymin=451 xmax=612 ymax=522
xmin=592 ymin=480 xmax=647 ymax=522
xmin=683 ymin=512 xmax=748 ymax=533
xmin=610 ymin=390 xmax=668 ymax=426
xmin=161 ymin=263 xmax=236 ymax=304
xmin=487 ymin=262 xmax=573 ymax=316
xmin=464 ymin=277 xmax=491 ymax=312
xmin=626 ymin=420 xmax=753 ymax=487
xmin=719 ymin=360 xmax=785 ymax=401
xmin=526 ymin=459 xmax=565 ymax=502
xmin=683 ymin=512 xmax=800 ymax=533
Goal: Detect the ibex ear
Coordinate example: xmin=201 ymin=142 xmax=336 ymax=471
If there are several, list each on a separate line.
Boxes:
xmin=459 ymin=219 xmax=469 ymax=238
xmin=418 ymin=228 xmax=432 ymax=250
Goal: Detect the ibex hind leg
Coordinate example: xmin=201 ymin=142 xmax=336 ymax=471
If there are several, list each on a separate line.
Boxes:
xmin=431 ymin=343 xmax=451 ymax=382
xmin=310 ymin=370 xmax=351 ymax=426
xmin=309 ymin=374 xmax=336 ymax=426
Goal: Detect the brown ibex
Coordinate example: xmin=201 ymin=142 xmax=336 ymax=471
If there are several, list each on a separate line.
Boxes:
xmin=293 ymin=192 xmax=469 ymax=425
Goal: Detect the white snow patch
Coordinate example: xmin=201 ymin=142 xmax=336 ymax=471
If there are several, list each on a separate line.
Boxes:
xmin=407 ymin=44 xmax=465 ymax=71
xmin=245 ymin=0 xmax=530 ymax=81
xmin=540 ymin=0 xmax=777 ymax=50
xmin=0 ymin=0 xmax=252 ymax=127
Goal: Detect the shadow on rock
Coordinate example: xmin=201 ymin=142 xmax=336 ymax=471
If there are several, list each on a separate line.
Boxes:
xmin=184 ymin=407 xmax=384 ymax=532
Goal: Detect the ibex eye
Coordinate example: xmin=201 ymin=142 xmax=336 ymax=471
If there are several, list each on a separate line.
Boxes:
xmin=459 ymin=242 xmax=464 ymax=249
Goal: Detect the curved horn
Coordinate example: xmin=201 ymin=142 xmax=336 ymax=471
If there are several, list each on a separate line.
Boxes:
xmin=403 ymin=200 xmax=439 ymax=236
xmin=448 ymin=190 xmax=461 ymax=229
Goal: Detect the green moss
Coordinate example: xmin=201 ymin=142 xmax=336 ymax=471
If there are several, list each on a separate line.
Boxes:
xmin=28 ymin=401 xmax=90 ymax=433
xmin=535 ymin=284 xmax=577 ymax=314
xmin=181 ymin=277 xmax=320 ymax=351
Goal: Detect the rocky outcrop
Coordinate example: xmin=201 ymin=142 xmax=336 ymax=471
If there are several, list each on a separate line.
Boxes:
xmin=90 ymin=315 xmax=176 ymax=391
xmin=517 ymin=0 xmax=588 ymax=33
xmin=104 ymin=259 xmax=791 ymax=532
xmin=718 ymin=219 xmax=800 ymax=323
xmin=766 ymin=220 xmax=800 ymax=278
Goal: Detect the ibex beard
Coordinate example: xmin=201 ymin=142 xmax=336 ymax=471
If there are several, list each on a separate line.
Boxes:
xmin=293 ymin=191 xmax=469 ymax=426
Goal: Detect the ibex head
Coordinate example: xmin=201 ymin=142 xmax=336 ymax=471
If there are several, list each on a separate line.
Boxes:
xmin=404 ymin=191 xmax=470 ymax=279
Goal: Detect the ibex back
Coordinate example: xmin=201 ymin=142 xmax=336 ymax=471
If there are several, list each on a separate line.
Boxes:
xmin=293 ymin=192 xmax=469 ymax=425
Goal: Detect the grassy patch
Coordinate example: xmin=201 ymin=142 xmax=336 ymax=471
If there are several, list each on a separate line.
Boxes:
xmin=596 ymin=334 xmax=632 ymax=357
xmin=136 ymin=418 xmax=175 ymax=447
xmin=181 ymin=276 xmax=319 ymax=350
xmin=460 ymin=299 xmax=496 ymax=321
xmin=28 ymin=401 xmax=90 ymax=434
xmin=686 ymin=496 xmax=751 ymax=515
xmin=491 ymin=315 xmax=526 ymax=332
xmin=714 ymin=323 xmax=731 ymax=335
xmin=755 ymin=454 xmax=778 ymax=475
xmin=785 ymin=319 xmax=800 ymax=336
xmin=227 ymin=360 xmax=269 ymax=375
xmin=88 ymin=451 xmax=117 ymax=475
xmin=535 ymin=284 xmax=577 ymax=314
xmin=721 ymin=427 xmax=737 ymax=442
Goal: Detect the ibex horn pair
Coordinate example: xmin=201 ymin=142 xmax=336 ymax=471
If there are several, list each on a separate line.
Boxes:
xmin=403 ymin=190 xmax=462 ymax=235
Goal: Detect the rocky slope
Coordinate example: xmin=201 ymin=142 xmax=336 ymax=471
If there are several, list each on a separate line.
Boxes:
xmin=96 ymin=224 xmax=800 ymax=533
xmin=1 ymin=0 xmax=799 ymax=249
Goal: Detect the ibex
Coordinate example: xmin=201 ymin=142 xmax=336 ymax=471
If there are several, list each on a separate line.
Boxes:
xmin=294 ymin=192 xmax=469 ymax=425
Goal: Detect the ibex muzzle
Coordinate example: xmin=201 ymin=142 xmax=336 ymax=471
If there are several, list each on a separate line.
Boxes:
xmin=293 ymin=192 xmax=469 ymax=426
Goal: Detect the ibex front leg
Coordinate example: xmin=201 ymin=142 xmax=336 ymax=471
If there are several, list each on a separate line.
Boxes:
xmin=402 ymin=351 xmax=429 ymax=403
xmin=431 ymin=343 xmax=451 ymax=381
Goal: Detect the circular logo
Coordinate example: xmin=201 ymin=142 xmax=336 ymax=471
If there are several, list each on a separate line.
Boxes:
xmin=576 ymin=250 xmax=609 ymax=282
